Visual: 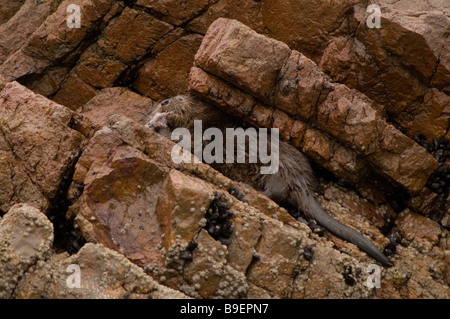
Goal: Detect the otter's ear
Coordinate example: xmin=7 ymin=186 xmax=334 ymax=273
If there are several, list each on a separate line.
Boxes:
xmin=161 ymin=99 xmax=169 ymax=106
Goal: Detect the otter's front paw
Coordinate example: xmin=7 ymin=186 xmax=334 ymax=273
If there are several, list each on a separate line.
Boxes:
xmin=146 ymin=112 xmax=173 ymax=137
xmin=146 ymin=112 xmax=168 ymax=130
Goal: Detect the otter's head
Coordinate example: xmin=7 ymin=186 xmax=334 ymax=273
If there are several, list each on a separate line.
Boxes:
xmin=155 ymin=95 xmax=195 ymax=128
xmin=152 ymin=94 xmax=214 ymax=129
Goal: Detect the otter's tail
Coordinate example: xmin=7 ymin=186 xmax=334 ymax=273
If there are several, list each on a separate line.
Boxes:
xmin=305 ymin=196 xmax=393 ymax=267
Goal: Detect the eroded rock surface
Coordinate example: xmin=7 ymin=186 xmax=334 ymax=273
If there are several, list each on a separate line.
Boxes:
xmin=320 ymin=0 xmax=450 ymax=141
xmin=190 ymin=18 xmax=439 ymax=195
xmin=0 ymin=204 xmax=54 ymax=298
xmin=0 ymin=81 xmax=91 ymax=213
xmin=0 ymin=0 xmax=448 ymax=299
xmin=15 ymin=243 xmax=188 ymax=299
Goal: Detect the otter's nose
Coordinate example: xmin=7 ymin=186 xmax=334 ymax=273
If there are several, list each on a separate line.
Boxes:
xmin=160 ymin=99 xmax=169 ymax=106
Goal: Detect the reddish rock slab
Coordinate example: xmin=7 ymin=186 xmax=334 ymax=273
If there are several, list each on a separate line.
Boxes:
xmin=0 ymin=0 xmax=25 ymax=25
xmin=194 ymin=18 xmax=291 ymax=104
xmin=136 ymin=0 xmax=212 ymax=26
xmin=135 ymin=34 xmax=204 ymax=100
xmin=0 ymin=81 xmax=91 ymax=211
xmin=260 ymin=0 xmax=361 ymax=63
xmin=0 ymin=0 xmax=117 ymax=82
xmin=79 ymin=87 xmax=155 ymax=129
xmin=192 ymin=18 xmax=439 ymax=194
xmin=186 ymin=0 xmax=264 ymax=35
xmin=0 ymin=0 xmax=59 ymax=65
xmin=52 ymin=72 xmax=98 ymax=110
xmin=69 ymin=144 xmax=169 ymax=266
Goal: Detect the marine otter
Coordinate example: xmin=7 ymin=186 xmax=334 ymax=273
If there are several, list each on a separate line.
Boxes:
xmin=146 ymin=94 xmax=393 ymax=267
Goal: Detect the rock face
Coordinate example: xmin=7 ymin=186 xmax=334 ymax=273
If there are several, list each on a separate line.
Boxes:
xmin=0 ymin=204 xmax=53 ymax=298
xmin=78 ymin=87 xmax=155 ymax=129
xmin=0 ymin=204 xmax=187 ymax=299
xmin=15 ymin=242 xmax=188 ymax=299
xmin=320 ymin=1 xmax=450 ymax=141
xmin=0 ymin=0 xmax=449 ymax=299
xmin=1 ymin=0 xmax=447 ymax=143
xmin=66 ymin=114 xmax=386 ymax=298
xmin=0 ymin=81 xmax=91 ymax=213
xmin=190 ymin=18 xmax=438 ymax=195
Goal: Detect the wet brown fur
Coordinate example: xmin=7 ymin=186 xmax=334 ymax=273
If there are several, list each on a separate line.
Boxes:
xmin=147 ymin=94 xmax=392 ymax=267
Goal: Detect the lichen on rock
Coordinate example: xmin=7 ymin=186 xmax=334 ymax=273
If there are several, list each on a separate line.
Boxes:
xmin=0 ymin=0 xmax=448 ymax=299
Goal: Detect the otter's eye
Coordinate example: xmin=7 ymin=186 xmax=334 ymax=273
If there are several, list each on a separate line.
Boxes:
xmin=161 ymin=99 xmax=169 ymax=106
xmin=178 ymin=97 xmax=184 ymax=101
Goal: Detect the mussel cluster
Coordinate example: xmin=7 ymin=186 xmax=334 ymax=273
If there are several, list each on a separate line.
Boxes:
xmin=49 ymin=170 xmax=86 ymax=255
xmin=228 ymin=186 xmax=246 ymax=202
xmin=204 ymin=193 xmax=234 ymax=245
xmin=414 ymin=134 xmax=449 ymax=195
